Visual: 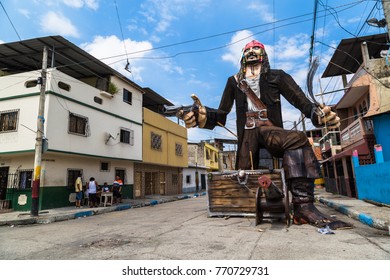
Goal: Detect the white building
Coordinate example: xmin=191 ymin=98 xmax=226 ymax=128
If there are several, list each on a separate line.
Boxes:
xmin=0 ymin=36 xmax=144 ymax=211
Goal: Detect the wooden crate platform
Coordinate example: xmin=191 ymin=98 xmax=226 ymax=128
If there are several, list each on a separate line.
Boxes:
xmin=207 ymin=169 xmax=285 ymax=217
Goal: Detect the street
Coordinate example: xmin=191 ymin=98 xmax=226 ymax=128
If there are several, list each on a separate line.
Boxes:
xmin=0 ymin=195 xmax=389 ymax=260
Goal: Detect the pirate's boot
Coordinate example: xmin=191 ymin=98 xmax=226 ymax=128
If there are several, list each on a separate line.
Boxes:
xmin=283 ymin=147 xmax=352 ymax=229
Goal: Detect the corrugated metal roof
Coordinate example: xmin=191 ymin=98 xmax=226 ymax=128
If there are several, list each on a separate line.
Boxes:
xmin=0 ymin=35 xmax=144 ymax=92
xmin=322 ymin=33 xmax=389 ymax=78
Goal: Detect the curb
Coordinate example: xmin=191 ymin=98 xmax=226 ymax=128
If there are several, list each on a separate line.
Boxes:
xmin=1 ymin=193 xmax=205 ymax=227
xmin=317 ymin=196 xmax=389 ymax=231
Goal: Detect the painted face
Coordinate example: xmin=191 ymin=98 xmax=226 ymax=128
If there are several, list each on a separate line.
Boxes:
xmin=242 ymin=40 xmax=265 ymax=64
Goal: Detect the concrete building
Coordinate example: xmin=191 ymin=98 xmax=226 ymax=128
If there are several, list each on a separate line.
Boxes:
xmin=0 ymin=36 xmax=144 ymax=210
xmin=320 ymin=33 xmax=390 ymax=200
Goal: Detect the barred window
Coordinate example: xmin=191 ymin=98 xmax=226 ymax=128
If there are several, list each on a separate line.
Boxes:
xmin=18 ymin=169 xmax=33 ymax=189
xmin=100 ymin=162 xmax=110 ymax=171
xmin=151 ymin=132 xmax=162 ymax=151
xmin=120 ymin=128 xmax=134 ymax=145
xmin=175 ymin=143 xmax=183 ymax=156
xmin=0 ymin=109 xmax=19 ymax=132
xmin=68 ymin=113 xmax=89 ymax=136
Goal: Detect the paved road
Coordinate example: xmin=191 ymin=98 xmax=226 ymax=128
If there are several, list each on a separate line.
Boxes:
xmin=0 ymin=195 xmax=389 ymax=260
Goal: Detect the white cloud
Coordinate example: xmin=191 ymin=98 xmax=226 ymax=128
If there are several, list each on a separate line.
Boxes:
xmin=63 ymin=0 xmax=99 ymax=10
xmin=222 ymin=30 xmax=255 ymax=68
xmin=139 ymin=0 xmax=210 ymax=34
xmin=80 ymin=35 xmax=153 ymax=82
xmin=18 ymin=9 xmax=30 ymax=19
xmin=248 ymin=2 xmax=274 ymax=23
xmin=274 ymin=34 xmax=310 ymax=60
xmin=40 ymin=11 xmax=80 ymax=38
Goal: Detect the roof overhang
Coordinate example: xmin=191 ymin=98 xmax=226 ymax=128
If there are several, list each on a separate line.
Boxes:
xmin=0 ymin=35 xmax=143 ymax=92
xmin=322 ymin=33 xmax=389 ymax=78
xmin=336 ymin=85 xmax=369 ymax=109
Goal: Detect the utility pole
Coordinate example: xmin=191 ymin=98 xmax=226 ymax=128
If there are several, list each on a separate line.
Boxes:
xmin=31 ymin=46 xmax=48 ymax=216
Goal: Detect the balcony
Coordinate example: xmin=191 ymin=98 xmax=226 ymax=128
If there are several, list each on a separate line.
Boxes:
xmin=340 ymin=117 xmax=374 ymax=150
xmin=319 ymin=131 xmax=341 ymax=156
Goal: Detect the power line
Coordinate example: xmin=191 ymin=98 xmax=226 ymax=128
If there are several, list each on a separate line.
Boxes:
xmin=0 ymin=1 xmax=22 ymax=40
xmin=114 ymin=0 xmax=134 ymax=79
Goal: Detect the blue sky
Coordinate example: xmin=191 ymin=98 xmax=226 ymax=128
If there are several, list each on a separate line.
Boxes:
xmin=0 ymin=0 xmax=386 ymax=143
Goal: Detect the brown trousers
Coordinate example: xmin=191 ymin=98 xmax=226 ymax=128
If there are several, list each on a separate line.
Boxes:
xmin=238 ymin=125 xmax=309 ymax=170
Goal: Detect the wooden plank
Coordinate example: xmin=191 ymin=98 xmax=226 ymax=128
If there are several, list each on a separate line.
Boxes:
xmin=207 ymin=169 xmax=285 ymax=215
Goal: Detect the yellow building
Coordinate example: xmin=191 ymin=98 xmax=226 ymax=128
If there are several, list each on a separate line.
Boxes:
xmin=204 ymin=142 xmax=219 ymax=171
xmin=134 ymin=107 xmax=188 ymax=198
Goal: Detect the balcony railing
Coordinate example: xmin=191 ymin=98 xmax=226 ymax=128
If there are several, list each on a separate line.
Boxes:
xmin=340 ymin=117 xmax=374 ymax=149
xmin=319 ymin=130 xmax=341 ymax=153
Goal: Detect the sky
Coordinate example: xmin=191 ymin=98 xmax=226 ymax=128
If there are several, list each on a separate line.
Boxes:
xmin=0 ymin=0 xmax=387 ymax=144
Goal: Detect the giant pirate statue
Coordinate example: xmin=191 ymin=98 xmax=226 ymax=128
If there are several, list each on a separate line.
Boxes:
xmin=183 ymin=40 xmax=351 ymax=229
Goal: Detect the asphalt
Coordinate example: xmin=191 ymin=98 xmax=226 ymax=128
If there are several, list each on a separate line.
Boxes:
xmin=0 ymin=189 xmax=389 ymax=233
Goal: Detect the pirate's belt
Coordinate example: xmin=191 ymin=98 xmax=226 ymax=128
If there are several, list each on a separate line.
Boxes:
xmin=245 ymin=110 xmax=274 ymax=129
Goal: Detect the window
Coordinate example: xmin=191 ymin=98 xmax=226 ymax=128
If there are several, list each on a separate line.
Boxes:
xmin=58 ymin=81 xmax=71 ymax=91
xmin=175 ymin=143 xmax=183 ymax=156
xmin=100 ymin=162 xmax=110 ymax=172
xmin=186 ymin=175 xmax=191 ymax=184
xmin=67 ymin=169 xmax=82 ymax=190
xmin=68 ymin=113 xmax=89 ymax=136
xmin=18 ymin=169 xmax=33 ymax=189
xmin=206 ymin=149 xmax=210 ymax=160
xmin=25 ymin=80 xmax=38 ymax=88
xmin=151 ymin=132 xmax=162 ymax=151
xmin=120 ymin=128 xmax=134 ymax=145
xmin=0 ymin=109 xmax=19 ymax=132
xmin=123 ymin=88 xmax=132 ymax=105
xmin=94 ymin=96 xmax=103 ymax=104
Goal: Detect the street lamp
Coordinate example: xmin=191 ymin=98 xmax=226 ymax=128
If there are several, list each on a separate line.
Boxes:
xmin=366 ymin=18 xmax=387 ymax=28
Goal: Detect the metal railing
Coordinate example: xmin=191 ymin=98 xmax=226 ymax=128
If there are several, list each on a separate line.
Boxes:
xmin=340 ymin=117 xmax=374 ymax=149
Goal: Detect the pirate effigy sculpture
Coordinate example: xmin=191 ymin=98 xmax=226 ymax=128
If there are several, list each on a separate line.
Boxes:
xmin=183 ymin=40 xmax=351 ymax=229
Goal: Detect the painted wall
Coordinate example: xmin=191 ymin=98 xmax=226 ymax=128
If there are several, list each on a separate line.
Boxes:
xmin=373 ymin=114 xmax=390 ymax=162
xmin=0 ymin=69 xmax=143 ymax=161
xmin=182 ymin=167 xmax=208 ymax=193
xmin=1 ymin=69 xmax=143 ymax=210
xmin=355 ymin=161 xmax=390 ymax=205
xmin=45 ymin=69 xmax=143 ymax=161
xmin=142 ymin=108 xmax=188 ymax=167
xmin=204 ymin=143 xmax=219 ymax=171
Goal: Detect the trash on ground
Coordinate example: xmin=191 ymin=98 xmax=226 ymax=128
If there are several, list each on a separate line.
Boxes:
xmin=317 ymin=225 xmax=335 ymax=234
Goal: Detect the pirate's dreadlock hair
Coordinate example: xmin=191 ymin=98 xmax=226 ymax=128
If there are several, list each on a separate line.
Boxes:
xmin=237 ymin=40 xmax=270 ymax=82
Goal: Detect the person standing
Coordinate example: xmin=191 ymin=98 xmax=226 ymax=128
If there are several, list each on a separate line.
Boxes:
xmin=112 ymin=175 xmax=123 ymax=203
xmin=88 ymin=177 xmax=99 ymax=208
xmin=74 ymin=173 xmax=83 ymax=208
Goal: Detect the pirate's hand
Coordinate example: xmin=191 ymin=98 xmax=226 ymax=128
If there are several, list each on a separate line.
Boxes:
xmin=183 ymin=106 xmax=207 ymax=128
xmin=314 ymin=105 xmax=340 ymax=129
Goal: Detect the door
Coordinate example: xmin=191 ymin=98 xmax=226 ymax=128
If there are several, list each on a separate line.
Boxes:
xmin=0 ymin=167 xmax=9 ymax=200
xmin=201 ymin=174 xmax=206 ymax=190
xmin=159 ymin=172 xmax=165 ymax=195
xmin=145 ymin=172 xmax=158 ymax=195
xmin=135 ymin=171 xmax=142 ymax=198
xmin=145 ymin=172 xmax=153 ymax=195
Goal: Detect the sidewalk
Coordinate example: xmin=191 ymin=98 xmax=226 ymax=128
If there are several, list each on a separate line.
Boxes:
xmin=0 ymin=192 xmax=205 ymax=227
xmin=314 ymin=187 xmax=390 ymax=232
xmin=0 ymin=189 xmax=389 ymax=233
